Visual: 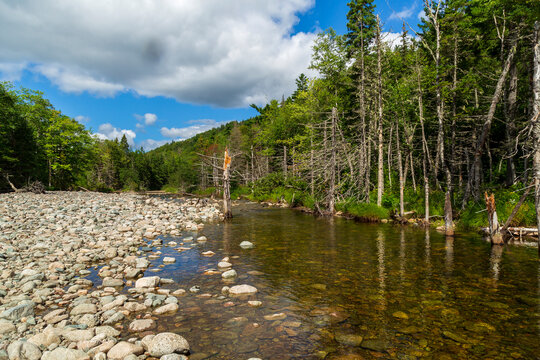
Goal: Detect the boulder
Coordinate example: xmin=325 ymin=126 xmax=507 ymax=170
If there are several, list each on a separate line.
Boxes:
xmin=41 ymin=347 xmax=90 ymax=360
xmin=135 ymin=276 xmax=160 ymax=288
xmin=107 ymin=342 xmax=144 ymax=360
xmin=229 ymin=285 xmax=258 ymax=295
xmin=7 ymin=341 xmax=41 ymax=360
xmin=0 ymin=302 xmax=34 ymax=321
xmin=70 ymin=303 xmax=97 ymax=316
xmin=147 ymin=332 xmax=190 ymax=357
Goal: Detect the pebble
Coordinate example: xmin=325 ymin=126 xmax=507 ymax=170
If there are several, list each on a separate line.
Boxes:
xmin=0 ymin=192 xmax=222 ymax=360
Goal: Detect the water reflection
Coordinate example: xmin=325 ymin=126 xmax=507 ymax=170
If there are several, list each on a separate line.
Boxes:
xmin=490 ymin=245 xmax=504 ymax=281
xmin=445 ymin=235 xmax=454 ymax=274
xmin=129 ymin=203 xmax=539 ymax=359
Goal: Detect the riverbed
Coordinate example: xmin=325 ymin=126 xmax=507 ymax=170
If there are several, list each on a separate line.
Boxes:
xmin=116 ymin=201 xmax=539 ymax=359
xmin=0 ymin=194 xmax=538 ymax=359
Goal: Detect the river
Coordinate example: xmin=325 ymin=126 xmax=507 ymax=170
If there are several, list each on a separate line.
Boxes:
xmin=112 ymin=201 xmax=539 ymax=359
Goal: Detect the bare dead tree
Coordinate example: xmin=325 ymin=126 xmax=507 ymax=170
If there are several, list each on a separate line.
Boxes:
xmin=531 ymin=21 xmax=540 ymax=254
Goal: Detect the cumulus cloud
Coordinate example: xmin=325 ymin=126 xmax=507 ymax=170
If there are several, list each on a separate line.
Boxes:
xmin=143 ymin=113 xmax=157 ymax=125
xmin=138 ymin=138 xmax=171 ymax=151
xmin=0 ymin=0 xmax=316 ymax=107
xmin=382 ymin=32 xmax=414 ymax=49
xmin=161 ymin=119 xmax=230 ymax=139
xmin=95 ymin=123 xmax=136 ymax=146
xmin=33 ymin=64 xmax=124 ymax=97
xmin=74 ymin=115 xmax=90 ymax=123
xmin=389 ymin=2 xmax=417 ymax=21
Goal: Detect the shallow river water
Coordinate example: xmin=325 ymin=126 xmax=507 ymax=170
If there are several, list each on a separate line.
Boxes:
xmin=100 ymin=202 xmax=539 ymax=359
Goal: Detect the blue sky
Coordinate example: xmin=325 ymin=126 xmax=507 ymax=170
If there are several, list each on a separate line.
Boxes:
xmin=0 ymin=0 xmax=423 ymax=150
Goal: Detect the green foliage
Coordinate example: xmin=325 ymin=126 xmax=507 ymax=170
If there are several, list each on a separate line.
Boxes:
xmin=345 ymin=0 xmax=377 ymax=54
xmin=336 ymin=199 xmax=390 ymax=221
xmin=230 ymin=186 xmax=251 ymax=200
xmin=459 ymin=187 xmax=536 ymax=230
xmin=161 ymin=185 xmax=180 ymax=194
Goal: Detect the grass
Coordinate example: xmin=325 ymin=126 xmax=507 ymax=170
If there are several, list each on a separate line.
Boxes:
xmin=189 ymin=173 xmax=537 ymax=230
xmin=336 ymin=200 xmax=390 ymax=222
xmin=161 ymin=185 xmax=180 ymax=194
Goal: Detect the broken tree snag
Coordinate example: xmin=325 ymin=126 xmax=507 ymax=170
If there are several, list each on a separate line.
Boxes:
xmin=444 ymin=190 xmax=454 ymax=236
xmin=485 ymin=192 xmax=503 ymax=245
xmin=223 ymin=149 xmax=232 ymax=219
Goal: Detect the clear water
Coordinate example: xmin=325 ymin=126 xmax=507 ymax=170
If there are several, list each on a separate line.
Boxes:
xmin=102 ymin=203 xmax=540 ymax=359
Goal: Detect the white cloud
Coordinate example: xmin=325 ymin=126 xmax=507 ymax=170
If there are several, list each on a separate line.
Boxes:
xmin=0 ymin=62 xmax=27 ymax=81
xmin=418 ymin=10 xmax=426 ymax=20
xmin=389 ymin=2 xmax=417 ymax=21
xmin=381 ymin=32 xmax=415 ymax=49
xmin=75 ymin=115 xmax=90 ymax=123
xmin=161 ymin=119 xmax=229 ymax=139
xmin=138 ymin=138 xmax=171 ymax=151
xmin=143 ymin=113 xmax=157 ymax=125
xmin=95 ymin=123 xmax=136 ymax=146
xmin=33 ymin=64 xmax=124 ymax=97
xmin=0 ymin=0 xmax=316 ymax=107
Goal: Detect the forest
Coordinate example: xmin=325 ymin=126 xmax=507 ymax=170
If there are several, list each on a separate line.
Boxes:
xmin=1 ymin=0 xmax=540 ymax=231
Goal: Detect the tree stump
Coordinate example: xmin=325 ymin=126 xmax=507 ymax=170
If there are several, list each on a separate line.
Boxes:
xmin=485 ymin=192 xmax=503 ymax=245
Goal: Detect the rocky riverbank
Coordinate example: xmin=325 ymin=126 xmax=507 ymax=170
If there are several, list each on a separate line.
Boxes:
xmin=0 ymin=192 xmax=224 ymax=360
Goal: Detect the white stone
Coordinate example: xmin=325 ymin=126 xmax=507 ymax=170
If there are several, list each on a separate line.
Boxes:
xmin=229 ymin=284 xmax=258 ymax=295
xmin=221 ymin=269 xmax=237 ymax=279
xmin=239 ymin=241 xmax=254 ymax=249
xmin=135 ymin=276 xmax=160 ymax=288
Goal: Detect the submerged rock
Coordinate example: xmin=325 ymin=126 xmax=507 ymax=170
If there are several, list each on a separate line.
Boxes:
xmin=128 ymin=319 xmax=156 ymax=332
xmin=335 ymin=333 xmax=363 ymax=347
xmin=239 ymin=241 xmax=254 ymax=249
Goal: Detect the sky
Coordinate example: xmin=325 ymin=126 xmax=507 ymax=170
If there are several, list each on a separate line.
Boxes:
xmin=0 ymin=0 xmax=424 ymax=150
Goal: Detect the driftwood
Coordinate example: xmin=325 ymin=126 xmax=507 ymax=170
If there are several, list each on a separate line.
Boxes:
xmin=482 ymin=227 xmax=538 ymax=242
xmin=2 ymin=174 xmax=45 ymax=194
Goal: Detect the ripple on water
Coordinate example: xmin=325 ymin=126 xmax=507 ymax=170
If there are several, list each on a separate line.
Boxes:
xmin=85 ymin=202 xmax=540 ymax=359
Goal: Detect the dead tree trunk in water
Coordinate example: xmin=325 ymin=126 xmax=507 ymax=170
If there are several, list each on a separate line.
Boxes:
xmin=485 ymin=192 xmax=503 ymax=245
xmin=223 ymin=149 xmax=232 ymax=219
xmin=531 ymin=22 xmax=540 ymax=254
